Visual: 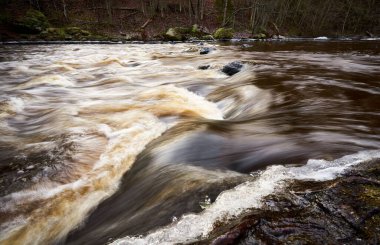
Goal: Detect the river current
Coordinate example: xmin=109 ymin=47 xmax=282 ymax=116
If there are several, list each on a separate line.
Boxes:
xmin=0 ymin=41 xmax=379 ymax=244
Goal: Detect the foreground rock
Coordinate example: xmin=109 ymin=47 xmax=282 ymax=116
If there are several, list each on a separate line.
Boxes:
xmin=221 ymin=61 xmax=243 ymax=76
xmin=195 ymin=159 xmax=380 ymax=244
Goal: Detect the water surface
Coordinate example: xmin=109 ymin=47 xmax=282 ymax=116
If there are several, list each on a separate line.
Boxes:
xmin=0 ymin=41 xmax=379 ymax=244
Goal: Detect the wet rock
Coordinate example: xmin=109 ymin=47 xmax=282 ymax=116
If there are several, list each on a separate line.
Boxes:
xmin=241 ymin=44 xmax=253 ymax=48
xmin=221 ymin=61 xmax=243 ymax=76
xmin=198 ymin=65 xmax=210 ymax=70
xmin=200 ymin=47 xmax=215 ymax=55
xmin=195 ymin=159 xmax=380 ymax=245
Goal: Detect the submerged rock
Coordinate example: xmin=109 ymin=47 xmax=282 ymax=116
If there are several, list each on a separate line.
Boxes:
xmin=221 ymin=61 xmax=243 ymax=76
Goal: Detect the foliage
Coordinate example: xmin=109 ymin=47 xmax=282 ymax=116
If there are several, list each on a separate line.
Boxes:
xmin=0 ymin=11 xmax=10 ymax=24
xmin=14 ymin=9 xmax=49 ymax=34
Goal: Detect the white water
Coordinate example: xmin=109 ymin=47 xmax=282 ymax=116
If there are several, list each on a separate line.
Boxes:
xmin=113 ymin=150 xmax=380 ymax=245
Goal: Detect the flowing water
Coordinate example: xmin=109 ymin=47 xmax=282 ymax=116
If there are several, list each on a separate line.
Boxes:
xmin=0 ymin=40 xmax=379 ymax=245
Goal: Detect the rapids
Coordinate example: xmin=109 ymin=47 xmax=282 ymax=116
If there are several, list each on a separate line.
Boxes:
xmin=0 ymin=41 xmax=379 ymax=244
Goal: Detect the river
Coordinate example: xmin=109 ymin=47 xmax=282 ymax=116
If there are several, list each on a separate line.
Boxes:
xmin=0 ymin=40 xmax=379 ymax=244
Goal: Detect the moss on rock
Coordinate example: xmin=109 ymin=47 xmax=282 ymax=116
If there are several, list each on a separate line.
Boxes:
xmin=164 ymin=27 xmax=191 ymax=41
xmin=213 ymin=28 xmax=234 ymax=39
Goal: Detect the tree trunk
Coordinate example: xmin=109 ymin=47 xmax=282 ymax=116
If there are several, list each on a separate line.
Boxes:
xmin=222 ymin=0 xmax=228 ymax=26
xmin=62 ymin=0 xmax=68 ymax=21
xmin=342 ymin=0 xmax=353 ymax=35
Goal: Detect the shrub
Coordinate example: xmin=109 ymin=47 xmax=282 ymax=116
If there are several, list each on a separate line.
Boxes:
xmin=14 ymin=9 xmax=49 ymax=34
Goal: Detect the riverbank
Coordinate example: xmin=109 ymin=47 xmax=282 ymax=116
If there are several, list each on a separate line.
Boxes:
xmin=1 ymin=36 xmax=380 ymax=46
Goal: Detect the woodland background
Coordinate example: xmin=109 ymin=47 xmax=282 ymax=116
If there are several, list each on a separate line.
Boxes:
xmin=1 ymin=0 xmax=379 ymax=40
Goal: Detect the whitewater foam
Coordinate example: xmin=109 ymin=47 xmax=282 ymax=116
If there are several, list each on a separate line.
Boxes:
xmin=112 ymin=150 xmax=380 ymax=245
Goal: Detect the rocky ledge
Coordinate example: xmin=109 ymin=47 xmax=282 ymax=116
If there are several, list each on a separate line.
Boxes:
xmin=195 ymin=159 xmax=380 ymax=244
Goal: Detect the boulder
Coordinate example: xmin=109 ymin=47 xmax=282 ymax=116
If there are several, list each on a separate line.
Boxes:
xmin=213 ymin=28 xmax=234 ymax=39
xmin=164 ymin=27 xmax=190 ymax=41
xmin=65 ymin=27 xmax=91 ymax=37
xmin=192 ymin=24 xmax=211 ymax=36
xmin=253 ymin=33 xmax=266 ymax=39
xmin=199 ymin=47 xmax=215 ymax=55
xmin=201 ymin=159 xmax=380 ymax=244
xmin=221 ymin=61 xmax=243 ymax=76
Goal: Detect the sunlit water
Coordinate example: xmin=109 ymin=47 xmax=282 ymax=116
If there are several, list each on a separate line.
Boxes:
xmin=0 ymin=41 xmax=379 ymax=245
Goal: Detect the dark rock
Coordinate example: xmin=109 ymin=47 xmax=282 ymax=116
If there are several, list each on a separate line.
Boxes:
xmin=221 ymin=61 xmax=243 ymax=76
xmin=194 ymin=159 xmax=380 ymax=245
xmin=200 ymin=47 xmax=215 ymax=55
xmin=198 ymin=65 xmax=210 ymax=70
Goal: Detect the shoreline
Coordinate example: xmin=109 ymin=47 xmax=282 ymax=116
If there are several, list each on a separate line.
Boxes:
xmin=1 ymin=37 xmax=380 ymax=45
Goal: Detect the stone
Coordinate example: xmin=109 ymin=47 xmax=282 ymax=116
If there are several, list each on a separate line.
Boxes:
xmin=200 ymin=159 xmax=380 ymax=245
xmin=254 ymin=33 xmax=267 ymax=39
xmin=213 ymin=28 xmax=234 ymax=39
xmin=199 ymin=47 xmax=215 ymax=55
xmin=164 ymin=27 xmax=190 ymax=41
xmin=198 ymin=65 xmax=210 ymax=70
xmin=221 ymin=61 xmax=243 ymax=76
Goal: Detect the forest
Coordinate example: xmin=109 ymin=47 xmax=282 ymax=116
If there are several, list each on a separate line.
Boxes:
xmin=1 ymin=0 xmax=379 ymax=40
xmin=0 ymin=0 xmax=380 ymax=39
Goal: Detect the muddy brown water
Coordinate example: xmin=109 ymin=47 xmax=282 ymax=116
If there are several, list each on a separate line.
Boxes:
xmin=0 ymin=40 xmax=379 ymax=245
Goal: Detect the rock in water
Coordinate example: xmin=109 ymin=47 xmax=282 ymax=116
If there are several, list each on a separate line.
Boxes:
xmin=198 ymin=65 xmax=210 ymax=70
xmin=221 ymin=61 xmax=243 ymax=76
xmin=200 ymin=47 xmax=215 ymax=55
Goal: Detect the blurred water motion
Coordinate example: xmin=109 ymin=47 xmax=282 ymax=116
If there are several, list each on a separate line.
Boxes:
xmin=0 ymin=41 xmax=379 ymax=244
